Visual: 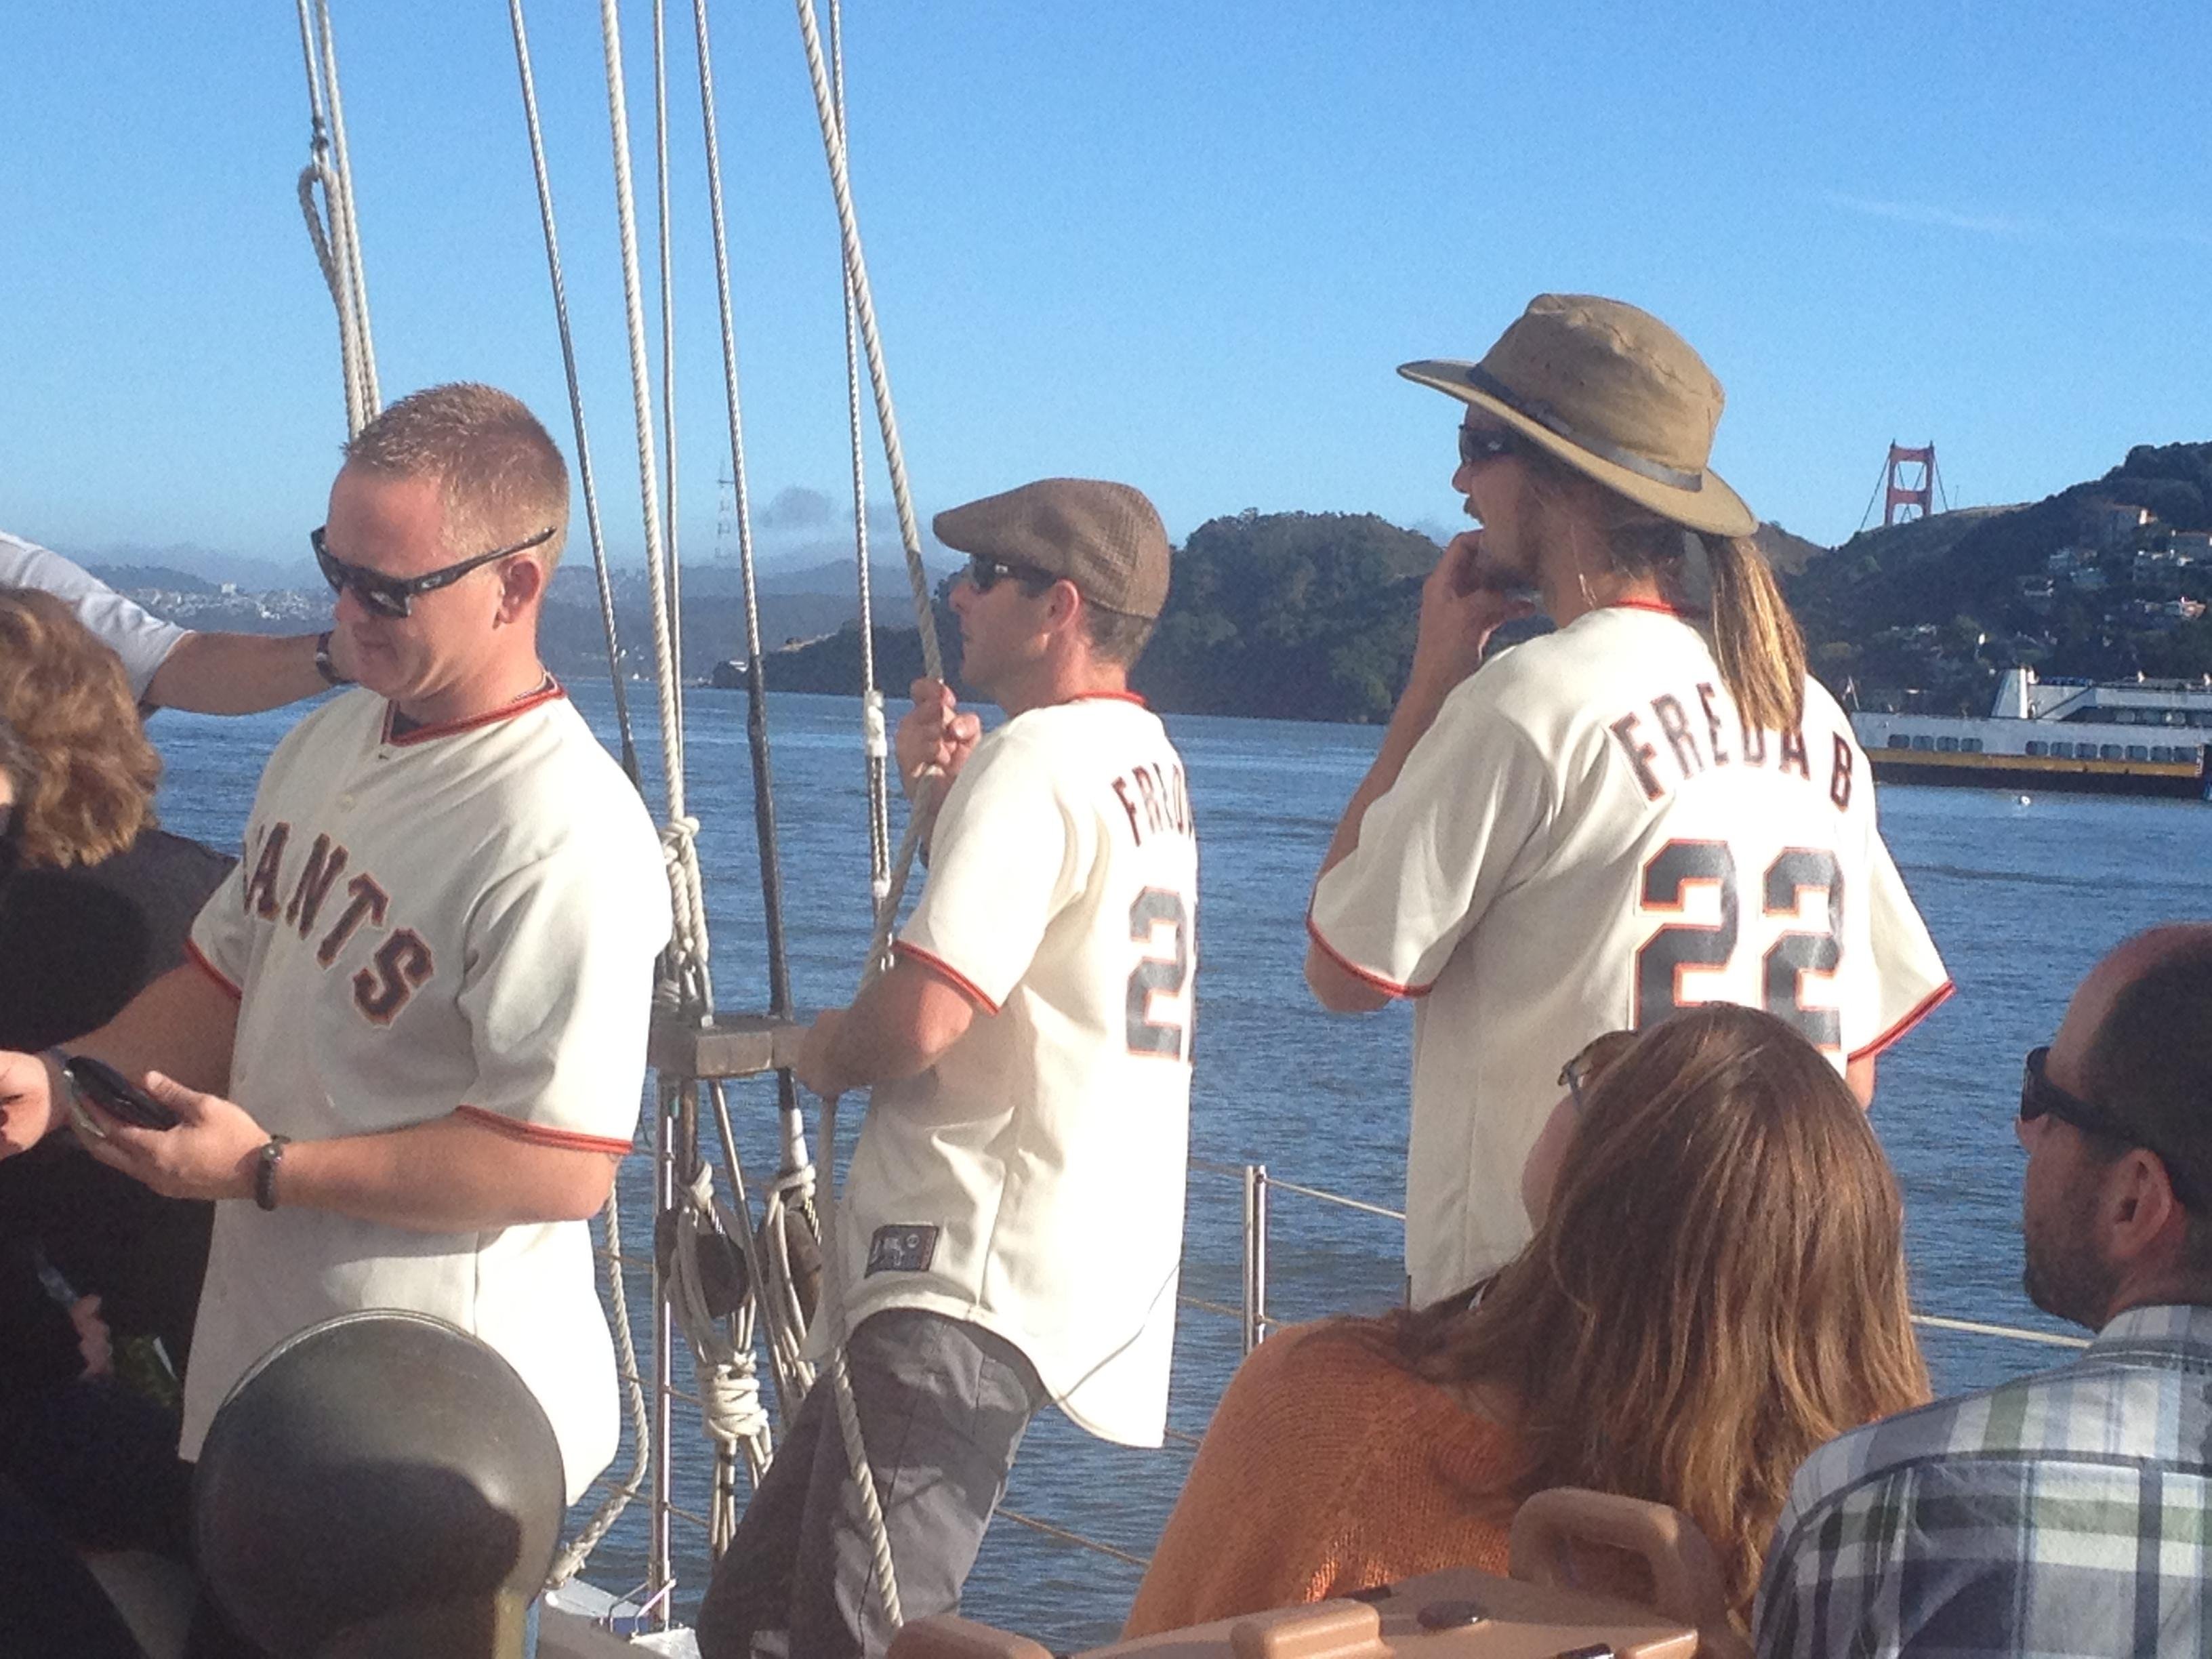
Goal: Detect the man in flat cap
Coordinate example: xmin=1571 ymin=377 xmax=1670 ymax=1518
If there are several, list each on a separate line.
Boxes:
xmin=698 ymin=479 xmax=1198 ymax=1659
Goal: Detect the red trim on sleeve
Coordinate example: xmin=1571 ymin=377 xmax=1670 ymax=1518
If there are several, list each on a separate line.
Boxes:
xmin=1605 ymin=597 xmax=1711 ymax=619
xmin=454 ymin=1104 xmax=634 ymax=1155
xmin=1303 ymin=912 xmax=1431 ymax=1000
xmin=383 ymin=681 xmax=567 ymax=747
xmin=184 ymin=939 xmax=243 ymax=1002
xmin=892 ymin=943 xmax=1002 ymax=1014
xmin=1849 ymin=979 xmax=1956 ymax=1063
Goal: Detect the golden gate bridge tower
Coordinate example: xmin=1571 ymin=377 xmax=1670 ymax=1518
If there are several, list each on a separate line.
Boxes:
xmin=1860 ymin=441 xmax=1950 ymax=531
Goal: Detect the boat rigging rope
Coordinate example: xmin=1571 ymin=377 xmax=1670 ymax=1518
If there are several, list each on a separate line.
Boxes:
xmin=791 ymin=0 xmax=943 ymax=682
xmin=503 ymin=1 xmax=661 ymax=1586
xmin=685 ymin=0 xmax=825 ymax=1475
xmin=830 ymin=0 xmax=894 ymax=909
xmin=651 ymin=0 xmax=688 ymax=775
xmin=291 ymin=0 xmax=380 ymax=435
xmin=505 ymin=0 xmax=643 ymax=785
xmin=594 ymin=0 xmax=714 ymax=1025
xmin=546 ymin=1166 xmax=655 ymax=1589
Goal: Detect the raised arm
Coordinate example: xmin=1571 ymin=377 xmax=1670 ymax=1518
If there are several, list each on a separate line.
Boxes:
xmin=1307 ymin=534 xmax=1530 ymax=1013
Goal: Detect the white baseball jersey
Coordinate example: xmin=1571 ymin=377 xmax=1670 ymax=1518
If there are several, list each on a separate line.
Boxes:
xmin=183 ymin=684 xmax=668 ymax=1502
xmin=1309 ymin=605 xmax=1950 ymax=1303
xmin=830 ymin=693 xmax=1198 ymax=1448
xmin=1 ymin=529 xmax=188 ymax=699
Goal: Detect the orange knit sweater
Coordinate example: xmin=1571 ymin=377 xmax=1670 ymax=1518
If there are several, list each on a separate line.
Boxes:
xmin=1124 ymin=1319 xmax=1520 ymax=1638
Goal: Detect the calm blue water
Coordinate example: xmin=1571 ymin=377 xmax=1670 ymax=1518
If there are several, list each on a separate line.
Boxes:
xmin=150 ymin=682 xmax=2212 ymax=1650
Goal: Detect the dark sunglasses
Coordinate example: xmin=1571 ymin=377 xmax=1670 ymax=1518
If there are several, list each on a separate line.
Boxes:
xmin=2021 ymin=1045 xmax=2200 ymax=1210
xmin=964 ymin=553 xmax=1054 ymax=595
xmin=1458 ymin=422 xmax=1517 ymax=468
xmin=1559 ymin=1029 xmax=1639 ymax=1115
xmin=311 ymin=525 xmax=555 ymax=619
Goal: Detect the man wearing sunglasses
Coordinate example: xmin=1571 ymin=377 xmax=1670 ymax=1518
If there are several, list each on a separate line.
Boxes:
xmin=1757 ymin=924 xmax=2212 ymax=1658
xmin=699 ymin=479 xmax=1197 ymax=1659
xmin=0 ymin=384 xmax=668 ymax=1648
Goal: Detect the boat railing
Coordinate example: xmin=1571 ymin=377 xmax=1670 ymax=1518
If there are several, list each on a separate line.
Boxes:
xmin=598 ymin=1141 xmax=2091 ymax=1626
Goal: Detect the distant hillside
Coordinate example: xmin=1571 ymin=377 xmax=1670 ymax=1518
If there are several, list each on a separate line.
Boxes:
xmin=752 ymin=511 xmax=1444 ymax=722
xmin=1784 ymin=439 xmax=2212 ymax=710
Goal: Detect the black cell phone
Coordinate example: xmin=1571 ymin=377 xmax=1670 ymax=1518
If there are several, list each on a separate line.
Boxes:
xmin=63 ymin=1055 xmax=180 ymax=1131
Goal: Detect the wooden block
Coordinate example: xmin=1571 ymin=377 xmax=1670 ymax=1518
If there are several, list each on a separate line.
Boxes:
xmin=646 ymin=1012 xmax=806 ymax=1081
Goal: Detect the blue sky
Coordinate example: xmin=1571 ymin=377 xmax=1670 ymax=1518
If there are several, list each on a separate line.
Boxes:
xmin=4 ymin=1 xmax=2208 ymax=576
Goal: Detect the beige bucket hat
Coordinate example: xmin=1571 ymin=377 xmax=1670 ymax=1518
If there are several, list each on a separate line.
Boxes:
xmin=1399 ymin=293 xmax=1757 ymax=538
xmin=934 ymin=478 xmax=1172 ymax=620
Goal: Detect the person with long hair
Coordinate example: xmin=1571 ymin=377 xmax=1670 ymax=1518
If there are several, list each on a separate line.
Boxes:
xmin=1305 ymin=294 xmax=1952 ymax=1304
xmin=0 ymin=593 xmax=234 ymax=1656
xmin=1126 ymin=1006 xmax=1931 ymax=1637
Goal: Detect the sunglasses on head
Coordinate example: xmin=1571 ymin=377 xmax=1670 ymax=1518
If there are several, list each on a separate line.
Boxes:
xmin=310 ymin=525 xmax=555 ymax=619
xmin=2021 ymin=1045 xmax=2200 ymax=1210
xmin=964 ymin=553 xmax=1054 ymax=595
xmin=1458 ymin=422 xmax=1517 ymax=468
xmin=1559 ymin=1028 xmax=1639 ymax=1115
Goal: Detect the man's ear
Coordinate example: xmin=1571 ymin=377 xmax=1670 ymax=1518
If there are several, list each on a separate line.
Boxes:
xmin=2103 ymin=1147 xmax=2190 ymax=1268
xmin=497 ymin=555 xmax=546 ymax=623
xmin=1044 ymin=579 xmax=1082 ymax=636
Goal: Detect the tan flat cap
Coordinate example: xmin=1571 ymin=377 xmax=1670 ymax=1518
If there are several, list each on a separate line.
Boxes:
xmin=934 ymin=478 xmax=1171 ymax=620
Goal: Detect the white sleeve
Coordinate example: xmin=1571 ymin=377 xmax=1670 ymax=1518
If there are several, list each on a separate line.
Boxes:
xmin=1307 ymin=678 xmax=1553 ymax=996
xmin=0 ymin=531 xmax=188 ymax=699
xmin=455 ymin=843 xmax=670 ymax=1151
xmin=1856 ymin=831 xmax=1952 ymax=1058
xmin=896 ymin=734 xmax=1076 ymax=1012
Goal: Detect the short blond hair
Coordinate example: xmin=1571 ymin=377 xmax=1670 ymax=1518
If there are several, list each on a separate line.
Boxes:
xmin=0 ymin=588 xmax=160 ymax=866
xmin=344 ymin=384 xmax=570 ymax=570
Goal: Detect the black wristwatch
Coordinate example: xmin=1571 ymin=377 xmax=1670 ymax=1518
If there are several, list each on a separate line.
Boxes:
xmin=254 ymin=1135 xmax=291 ymax=1211
xmin=313 ymin=632 xmax=352 ymax=688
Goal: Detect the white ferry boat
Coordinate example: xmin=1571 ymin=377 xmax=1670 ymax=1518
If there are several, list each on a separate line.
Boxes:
xmin=1851 ymin=668 xmax=2212 ymax=800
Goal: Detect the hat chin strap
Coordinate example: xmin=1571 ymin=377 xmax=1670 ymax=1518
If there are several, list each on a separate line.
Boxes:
xmin=1462 ymin=364 xmax=1706 ymax=493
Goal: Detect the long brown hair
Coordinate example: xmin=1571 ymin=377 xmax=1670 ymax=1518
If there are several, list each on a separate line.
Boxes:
xmin=1521 ymin=449 xmax=1808 ymax=735
xmin=1378 ymin=1005 xmax=1927 ymax=1623
xmin=0 ymin=588 xmax=159 ymax=866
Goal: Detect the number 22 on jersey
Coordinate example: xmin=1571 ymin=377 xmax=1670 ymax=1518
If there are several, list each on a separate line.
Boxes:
xmin=1634 ymin=840 xmax=1844 ymax=1050
xmin=1127 ymin=887 xmax=1193 ymax=1061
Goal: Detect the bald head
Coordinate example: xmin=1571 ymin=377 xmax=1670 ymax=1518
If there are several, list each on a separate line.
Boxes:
xmin=2048 ymin=924 xmax=2212 ymax=1098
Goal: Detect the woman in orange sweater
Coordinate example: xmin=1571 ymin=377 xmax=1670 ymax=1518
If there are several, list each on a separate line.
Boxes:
xmin=1126 ymin=1005 xmax=1929 ymax=1635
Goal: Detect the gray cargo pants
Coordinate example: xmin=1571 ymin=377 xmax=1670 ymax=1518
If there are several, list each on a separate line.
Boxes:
xmin=695 ymin=1307 xmax=1049 ymax=1659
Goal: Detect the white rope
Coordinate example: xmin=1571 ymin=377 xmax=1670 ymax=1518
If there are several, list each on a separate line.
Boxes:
xmin=651 ymin=0 xmax=687 ymax=773
xmin=505 ymin=0 xmax=644 ymax=783
xmin=596 ymin=0 xmax=715 ymax=1018
xmin=808 ymin=1091 xmax=903 ymax=1632
xmin=686 ymin=0 xmax=769 ymax=680
xmin=791 ymin=0 xmax=941 ymax=682
xmin=312 ymin=0 xmax=379 ymax=419
xmin=829 ymin=0 xmax=894 ymax=908
xmin=662 ymin=1156 xmax=775 ymax=1556
xmin=291 ymin=0 xmax=377 ymax=436
xmin=549 ymin=1168 xmax=654 ymax=1586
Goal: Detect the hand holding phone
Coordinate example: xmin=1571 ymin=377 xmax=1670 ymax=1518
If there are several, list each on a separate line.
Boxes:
xmin=62 ymin=1055 xmax=182 ymax=1133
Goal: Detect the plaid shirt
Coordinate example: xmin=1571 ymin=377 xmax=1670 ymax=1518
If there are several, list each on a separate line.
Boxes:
xmin=1754 ymin=1303 xmax=2212 ymax=1658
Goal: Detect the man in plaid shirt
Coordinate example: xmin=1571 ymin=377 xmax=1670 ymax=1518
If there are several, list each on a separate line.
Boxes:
xmin=1755 ymin=924 xmax=2212 ymax=1658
